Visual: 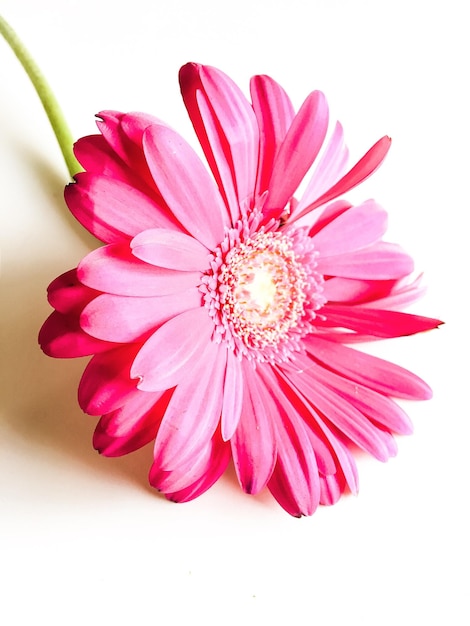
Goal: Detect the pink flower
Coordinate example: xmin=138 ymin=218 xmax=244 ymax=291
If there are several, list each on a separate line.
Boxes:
xmin=39 ymin=63 xmax=441 ymax=516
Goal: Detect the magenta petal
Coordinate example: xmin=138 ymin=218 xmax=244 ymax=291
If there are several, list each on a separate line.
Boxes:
xmin=318 ymin=304 xmax=443 ymax=338
xmin=47 ymin=268 xmax=99 ymax=314
xmin=321 ymin=277 xmax=397 ymax=304
xmin=77 ymin=244 xmax=199 ymax=296
xmin=316 ymin=242 xmax=414 ymax=280
xmin=39 ymin=311 xmax=114 ymax=358
xmin=259 ymin=367 xmax=320 ymax=516
xmin=298 ymin=135 xmax=392 ymax=218
xmin=74 ymin=135 xmax=131 ymax=181
xmin=294 ymin=122 xmax=349 ymax=217
xmin=80 ymin=288 xmax=202 ymax=342
xmin=130 ymin=228 xmax=210 ymax=271
xmin=143 ymin=124 xmax=227 ymax=248
xmin=283 ymin=362 xmax=394 ymax=461
xmin=130 ymin=308 xmax=213 ymax=391
xmin=263 ymin=90 xmax=329 ymax=220
xmin=179 ymin=63 xmax=259 ymax=222
xmin=249 ymin=74 xmax=295 ymax=198
xmin=311 ymin=200 xmax=388 ymax=256
xmin=231 ymin=362 xmax=277 ymax=494
xmin=305 ymin=336 xmax=433 ymax=399
xmin=299 ymin=356 xmax=413 ymax=435
xmin=153 ymin=341 xmax=226 ymax=470
xmin=153 ymin=430 xmax=231 ymax=502
xmin=221 ymin=349 xmax=244 ymax=441
xmin=93 ymin=389 xmax=168 ymax=456
xmin=78 ymin=345 xmax=140 ymax=415
xmin=65 ymin=173 xmax=178 ymax=244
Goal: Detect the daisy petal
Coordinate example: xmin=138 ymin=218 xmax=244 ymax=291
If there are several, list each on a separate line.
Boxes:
xmin=65 ymin=173 xmax=177 ymax=244
xmin=143 ymin=124 xmax=227 ymax=248
xmin=80 ymin=288 xmax=202 ymax=343
xmin=311 ymin=200 xmax=388 ymax=256
xmin=131 ymin=228 xmax=210 ymax=271
xmin=316 ymin=242 xmax=414 ymax=280
xmin=318 ymin=304 xmax=443 ymax=338
xmin=231 ymin=362 xmax=277 ymax=494
xmin=249 ymin=74 xmax=295 ymax=197
xmin=154 ymin=341 xmax=226 ymax=470
xmin=78 ymin=244 xmax=200 ymax=296
xmin=263 ymin=90 xmax=329 ymax=220
xmin=93 ymin=389 xmax=169 ymax=456
xmin=78 ymin=345 xmax=141 ymax=415
xmin=179 ymin=63 xmax=259 ymax=222
xmin=130 ymin=308 xmax=213 ymax=391
xmin=221 ymin=349 xmax=244 ymax=441
xmin=297 ymin=135 xmax=392 ymax=218
xmin=39 ymin=311 xmax=114 ymax=358
xmin=305 ymin=336 xmax=433 ymax=399
xmin=295 ymin=121 xmax=349 ymax=216
xmin=259 ymin=367 xmax=320 ymax=516
xmin=47 ymin=268 xmax=99 ymax=314
xmin=153 ymin=430 xmax=231 ymax=502
xmin=284 ymin=364 xmax=394 ymax=461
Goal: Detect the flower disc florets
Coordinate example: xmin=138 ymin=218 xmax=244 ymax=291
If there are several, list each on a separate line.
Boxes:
xmin=200 ymin=217 xmax=326 ymax=363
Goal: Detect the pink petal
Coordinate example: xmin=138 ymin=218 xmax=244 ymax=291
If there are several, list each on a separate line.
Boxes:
xmin=313 ymin=418 xmax=359 ymax=499
xmin=39 ymin=311 xmax=114 ymax=358
xmin=294 ymin=121 xmax=349 ymax=216
xmin=319 ymin=473 xmax=346 ymax=506
xmin=96 ymin=110 xmax=159 ymax=167
xmin=249 ymin=74 xmax=295 ymax=197
xmin=285 ymin=353 xmax=413 ymax=435
xmin=130 ymin=307 xmax=213 ymax=392
xmin=263 ymin=90 xmax=329 ymax=221
xmin=47 ymin=268 xmax=99 ymax=314
xmin=308 ymin=199 xmax=352 ymax=237
xmin=74 ymin=134 xmax=131 ymax=181
xmin=259 ymin=366 xmax=320 ymax=516
xmin=282 ymin=362 xmax=395 ymax=461
xmin=360 ymin=274 xmax=427 ymax=310
xmin=143 ymin=124 xmax=227 ymax=249
xmin=311 ymin=200 xmax=388 ymax=256
xmin=231 ymin=362 xmax=277 ymax=494
xmin=93 ymin=389 xmax=170 ymax=456
xmin=304 ymin=335 xmax=433 ymax=399
xmin=276 ymin=365 xmax=359 ymax=495
xmin=221 ymin=349 xmax=244 ymax=441
xmin=78 ymin=344 xmax=141 ymax=415
xmin=131 ymin=228 xmax=210 ymax=271
xmin=77 ymin=243 xmax=200 ymax=296
xmin=179 ymin=63 xmax=260 ymax=223
xmin=96 ymin=111 xmax=171 ymax=196
xmin=271 ymin=367 xmax=338 ymax=476
xmin=80 ymin=288 xmax=202 ymax=343
xmin=316 ymin=242 xmax=414 ymax=280
xmin=296 ymin=135 xmax=392 ymax=219
xmin=153 ymin=341 xmax=226 ymax=469
xmin=322 ymin=277 xmax=398 ymax=304
xmin=65 ymin=173 xmax=178 ymax=244
xmin=318 ymin=304 xmax=443 ymax=338
xmin=153 ymin=429 xmax=231 ymax=502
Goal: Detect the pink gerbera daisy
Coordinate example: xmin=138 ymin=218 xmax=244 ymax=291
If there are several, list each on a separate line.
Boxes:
xmin=39 ymin=63 xmax=441 ymax=516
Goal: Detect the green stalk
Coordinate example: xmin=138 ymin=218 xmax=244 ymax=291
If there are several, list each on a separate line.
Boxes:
xmin=0 ymin=14 xmax=81 ymax=179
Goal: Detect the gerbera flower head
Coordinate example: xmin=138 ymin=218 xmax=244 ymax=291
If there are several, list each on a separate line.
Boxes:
xmin=39 ymin=63 xmax=442 ymax=516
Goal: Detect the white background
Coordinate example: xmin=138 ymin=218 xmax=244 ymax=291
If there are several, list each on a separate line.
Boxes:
xmin=0 ymin=1 xmax=467 ymax=624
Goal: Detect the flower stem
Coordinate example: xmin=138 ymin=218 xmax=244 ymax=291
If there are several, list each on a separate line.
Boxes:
xmin=0 ymin=14 xmax=81 ymax=179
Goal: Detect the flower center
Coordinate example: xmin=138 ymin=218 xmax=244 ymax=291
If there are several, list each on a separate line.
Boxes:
xmin=219 ymin=233 xmax=308 ymax=348
xmin=201 ymin=219 xmax=325 ymax=362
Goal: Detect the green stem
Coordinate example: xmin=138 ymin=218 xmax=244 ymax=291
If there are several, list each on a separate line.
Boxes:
xmin=0 ymin=14 xmax=81 ymax=179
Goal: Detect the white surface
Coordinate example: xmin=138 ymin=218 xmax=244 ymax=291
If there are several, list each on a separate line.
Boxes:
xmin=0 ymin=1 xmax=467 ymax=624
